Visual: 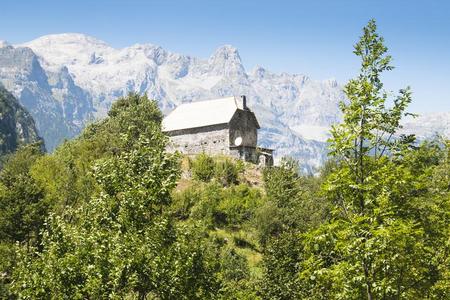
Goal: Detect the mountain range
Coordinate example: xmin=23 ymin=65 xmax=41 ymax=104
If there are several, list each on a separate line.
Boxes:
xmin=0 ymin=34 xmax=448 ymax=172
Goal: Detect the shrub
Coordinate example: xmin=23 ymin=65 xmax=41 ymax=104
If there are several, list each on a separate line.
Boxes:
xmin=253 ymin=201 xmax=282 ymax=248
xmin=170 ymin=186 xmax=202 ymax=220
xmin=192 ymin=153 xmax=215 ymax=182
xmin=220 ymin=248 xmax=249 ymax=282
xmin=217 ymin=184 xmax=263 ymax=227
xmin=189 ymin=182 xmax=224 ymax=228
xmin=218 ymin=247 xmax=256 ymax=299
xmin=214 ymin=158 xmax=238 ymax=186
xmin=187 ymin=181 xmax=263 ymax=229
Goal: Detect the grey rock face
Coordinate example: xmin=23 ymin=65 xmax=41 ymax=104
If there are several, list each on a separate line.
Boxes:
xmin=0 ymin=44 xmax=94 ymax=150
xmin=0 ymin=86 xmax=43 ymax=156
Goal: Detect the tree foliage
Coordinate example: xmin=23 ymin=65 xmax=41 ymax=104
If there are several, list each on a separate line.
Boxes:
xmin=0 ymin=143 xmax=46 ymax=298
xmin=9 ymin=94 xmax=220 ymax=299
xmin=260 ymin=19 xmax=450 ymax=300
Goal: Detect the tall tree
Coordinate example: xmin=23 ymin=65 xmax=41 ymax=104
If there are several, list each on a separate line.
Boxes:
xmin=325 ymin=19 xmax=416 ymax=299
xmin=261 ymin=20 xmax=450 ymax=299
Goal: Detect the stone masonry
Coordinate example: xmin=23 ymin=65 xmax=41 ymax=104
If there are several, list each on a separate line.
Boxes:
xmin=162 ymin=96 xmax=273 ymax=166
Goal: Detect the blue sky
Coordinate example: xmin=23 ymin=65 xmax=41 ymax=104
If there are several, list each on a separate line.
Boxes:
xmin=1 ymin=0 xmax=449 ymax=113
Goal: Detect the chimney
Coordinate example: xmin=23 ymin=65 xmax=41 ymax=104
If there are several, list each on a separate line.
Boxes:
xmin=240 ymin=95 xmax=248 ymax=110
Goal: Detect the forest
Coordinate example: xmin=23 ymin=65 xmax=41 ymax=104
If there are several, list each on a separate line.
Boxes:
xmin=0 ymin=20 xmax=449 ymax=299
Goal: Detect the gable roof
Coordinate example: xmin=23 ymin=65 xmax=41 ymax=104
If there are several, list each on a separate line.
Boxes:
xmin=162 ymin=96 xmax=258 ymax=132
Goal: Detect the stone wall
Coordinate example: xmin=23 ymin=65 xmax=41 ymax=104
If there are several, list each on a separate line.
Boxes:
xmin=166 ymin=123 xmax=230 ymax=155
xmin=229 ymin=110 xmax=258 ymax=147
xmin=164 ymin=109 xmax=267 ymax=163
xmin=230 ymin=146 xmax=274 ymax=167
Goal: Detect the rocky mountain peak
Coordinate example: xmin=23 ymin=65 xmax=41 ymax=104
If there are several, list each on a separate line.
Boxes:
xmin=208 ymin=45 xmax=245 ymax=76
xmin=25 ymin=33 xmax=110 ymax=48
xmin=0 ymin=86 xmax=44 ymax=156
xmin=210 ymin=45 xmax=240 ymax=60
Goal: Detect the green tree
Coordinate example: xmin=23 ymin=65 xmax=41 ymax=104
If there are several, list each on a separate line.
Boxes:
xmin=256 ymin=158 xmax=327 ymax=247
xmin=0 ymin=143 xmax=46 ymax=244
xmin=217 ymin=247 xmax=257 ymax=299
xmin=0 ymin=143 xmax=46 ymax=298
xmin=11 ymin=97 xmax=219 ymax=299
xmin=263 ymin=157 xmax=300 ymax=210
xmin=320 ymin=19 xmax=424 ymax=299
xmin=26 ymin=93 xmax=165 ymax=216
xmin=261 ymin=20 xmax=450 ymax=299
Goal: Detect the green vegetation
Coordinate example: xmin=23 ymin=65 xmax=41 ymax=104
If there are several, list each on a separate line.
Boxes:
xmin=259 ymin=20 xmax=450 ymax=300
xmin=191 ymin=154 xmax=240 ymax=186
xmin=0 ymin=20 xmax=449 ymax=299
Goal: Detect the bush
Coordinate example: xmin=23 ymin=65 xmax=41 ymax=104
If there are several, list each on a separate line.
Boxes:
xmin=192 ymin=153 xmax=215 ymax=182
xmin=214 ymin=158 xmax=238 ymax=186
xmin=253 ymin=201 xmax=282 ymax=248
xmin=189 ymin=182 xmax=224 ymax=228
xmin=220 ymin=248 xmax=249 ymax=282
xmin=170 ymin=186 xmax=202 ymax=220
xmin=217 ymin=184 xmax=263 ymax=227
xmin=218 ymin=247 xmax=259 ymax=299
xmin=187 ymin=182 xmax=263 ymax=229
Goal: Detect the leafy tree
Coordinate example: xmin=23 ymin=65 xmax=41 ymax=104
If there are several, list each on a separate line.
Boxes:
xmin=0 ymin=143 xmax=46 ymax=244
xmin=256 ymin=158 xmax=301 ymax=244
xmin=29 ymin=92 xmax=165 ymax=213
xmin=261 ymin=20 xmax=450 ymax=299
xmin=317 ymin=19 xmax=430 ymax=299
xmin=263 ymin=157 xmax=301 ymax=210
xmin=217 ymin=247 xmax=253 ymax=299
xmin=0 ymin=143 xmax=46 ymax=298
xmin=256 ymin=158 xmax=327 ymax=247
xmin=260 ymin=231 xmax=303 ymax=300
xmin=11 ymin=97 xmax=219 ymax=299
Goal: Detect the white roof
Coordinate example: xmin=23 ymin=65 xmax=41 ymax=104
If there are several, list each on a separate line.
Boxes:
xmin=162 ymin=96 xmax=245 ymax=132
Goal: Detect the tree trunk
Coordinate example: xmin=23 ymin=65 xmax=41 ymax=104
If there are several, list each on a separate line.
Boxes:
xmin=363 ymin=259 xmax=373 ymax=300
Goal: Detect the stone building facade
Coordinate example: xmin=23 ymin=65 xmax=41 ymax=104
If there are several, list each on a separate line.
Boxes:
xmin=162 ymin=96 xmax=273 ymax=166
